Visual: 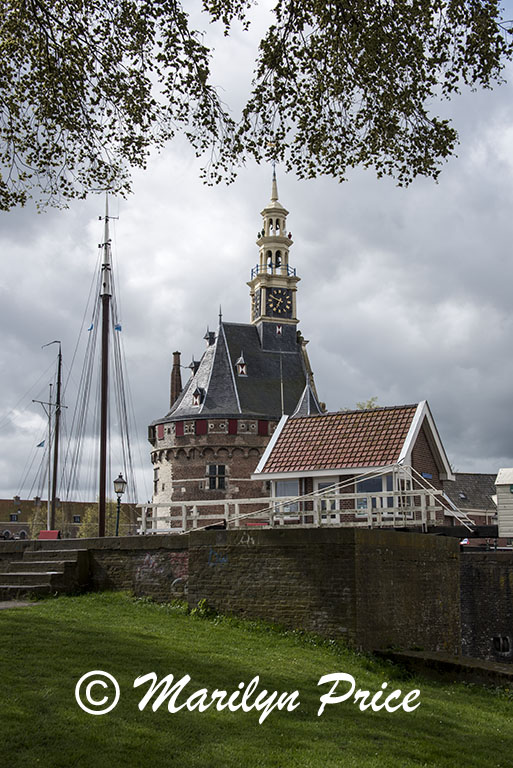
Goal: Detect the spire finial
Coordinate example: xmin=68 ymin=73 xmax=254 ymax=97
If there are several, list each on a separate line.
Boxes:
xmin=219 ymin=305 xmax=223 ymax=325
xmin=271 ymin=160 xmax=278 ymax=202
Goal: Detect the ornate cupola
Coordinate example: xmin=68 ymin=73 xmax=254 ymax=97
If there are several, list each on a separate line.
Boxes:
xmin=247 ymin=170 xmax=300 ymax=350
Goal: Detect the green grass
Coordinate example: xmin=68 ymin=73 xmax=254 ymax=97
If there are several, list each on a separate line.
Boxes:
xmin=1 ymin=592 xmax=512 ymax=768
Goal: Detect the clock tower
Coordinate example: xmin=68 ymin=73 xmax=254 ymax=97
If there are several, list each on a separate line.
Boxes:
xmin=247 ymin=169 xmax=300 ymax=351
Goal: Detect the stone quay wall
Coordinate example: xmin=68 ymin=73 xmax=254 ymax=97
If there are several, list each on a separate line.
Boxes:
xmin=0 ymin=529 xmax=480 ymax=659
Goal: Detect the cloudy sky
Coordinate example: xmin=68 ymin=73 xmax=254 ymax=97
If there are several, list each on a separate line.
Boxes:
xmin=2 ymin=3 xmax=513 ymax=503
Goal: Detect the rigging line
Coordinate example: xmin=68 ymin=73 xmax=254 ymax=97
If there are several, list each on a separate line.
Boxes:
xmin=118 ymin=319 xmax=150 ymax=501
xmin=63 ymin=292 xmax=101 ymax=501
xmin=0 ymin=358 xmax=57 ymax=434
xmin=110 ymin=278 xmax=139 ymax=503
xmin=111 ymin=314 xmax=131 ymax=486
xmin=27 ymin=443 xmax=48 ymax=502
xmin=16 ymin=437 xmax=47 ymax=498
xmin=63 ymin=247 xmax=103 ymax=395
xmin=60 ymin=263 xmax=102 ymax=493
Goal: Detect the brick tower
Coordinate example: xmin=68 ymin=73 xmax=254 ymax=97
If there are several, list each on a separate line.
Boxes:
xmin=148 ymin=173 xmax=322 ymax=523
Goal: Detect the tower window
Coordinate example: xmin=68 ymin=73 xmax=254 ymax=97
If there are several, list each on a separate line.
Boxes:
xmin=153 ymin=466 xmax=159 ymax=495
xmin=208 ymin=464 xmax=226 ymax=490
xmin=192 ymin=387 xmax=205 ymax=406
xmin=275 ymin=250 xmax=282 ymax=267
xmin=236 ymin=352 xmax=246 ymax=376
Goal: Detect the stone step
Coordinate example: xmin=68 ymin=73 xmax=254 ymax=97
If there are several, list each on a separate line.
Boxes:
xmin=0 ymin=584 xmax=52 ymax=600
xmin=23 ymin=549 xmax=84 ymax=561
xmin=8 ymin=560 xmax=73 ymax=574
xmin=0 ymin=572 xmax=57 ymax=586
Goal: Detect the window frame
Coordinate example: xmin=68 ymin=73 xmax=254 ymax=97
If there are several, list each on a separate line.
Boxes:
xmin=207 ymin=464 xmax=226 ymax=490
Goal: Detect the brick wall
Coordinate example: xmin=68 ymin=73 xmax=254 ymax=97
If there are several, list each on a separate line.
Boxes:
xmin=151 ymin=418 xmax=277 ymax=505
xmin=412 ymin=425 xmax=442 ymax=488
xmin=354 ymin=530 xmax=460 ymax=653
xmin=84 ymin=535 xmax=189 ymax=601
xmin=188 ymin=528 xmax=460 ymax=652
xmin=0 ymin=530 xmax=463 ymax=657
xmin=460 ymin=551 xmax=513 ymax=662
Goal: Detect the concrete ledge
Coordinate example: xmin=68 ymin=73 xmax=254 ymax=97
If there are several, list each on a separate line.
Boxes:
xmin=375 ymin=650 xmax=513 ymax=686
xmin=4 ymin=535 xmax=189 ymax=552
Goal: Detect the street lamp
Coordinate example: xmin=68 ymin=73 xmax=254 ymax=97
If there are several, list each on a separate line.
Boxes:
xmin=113 ymin=472 xmax=127 ymax=536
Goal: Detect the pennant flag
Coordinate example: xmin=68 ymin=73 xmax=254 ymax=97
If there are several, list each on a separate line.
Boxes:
xmin=87 ymin=323 xmax=94 ymax=331
xmin=114 ymin=323 xmax=122 ymax=331
xmin=36 ymin=440 xmax=45 ymax=448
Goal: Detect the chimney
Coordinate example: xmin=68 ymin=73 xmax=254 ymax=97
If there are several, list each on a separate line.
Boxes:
xmin=170 ymin=351 xmax=183 ymax=407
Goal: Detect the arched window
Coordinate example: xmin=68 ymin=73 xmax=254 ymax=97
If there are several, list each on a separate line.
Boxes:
xmin=275 ymin=250 xmax=282 ymax=267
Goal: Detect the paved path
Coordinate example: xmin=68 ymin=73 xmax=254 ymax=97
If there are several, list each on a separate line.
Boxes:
xmin=0 ymin=601 xmax=36 ymax=610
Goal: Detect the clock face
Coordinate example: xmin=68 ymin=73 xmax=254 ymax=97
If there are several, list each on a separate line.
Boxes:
xmin=266 ymin=288 xmax=293 ymax=317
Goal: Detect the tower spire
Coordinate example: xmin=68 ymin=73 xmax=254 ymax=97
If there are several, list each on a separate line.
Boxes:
xmin=271 ymin=162 xmax=278 ymax=203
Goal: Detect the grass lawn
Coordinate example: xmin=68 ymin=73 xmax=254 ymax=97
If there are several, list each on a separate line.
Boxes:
xmin=1 ymin=592 xmax=512 ymax=768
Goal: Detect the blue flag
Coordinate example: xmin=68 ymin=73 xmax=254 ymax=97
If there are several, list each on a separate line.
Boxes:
xmin=37 ymin=440 xmax=45 ymax=448
xmin=114 ymin=324 xmax=122 ymax=332
xmin=87 ymin=323 xmax=94 ymax=331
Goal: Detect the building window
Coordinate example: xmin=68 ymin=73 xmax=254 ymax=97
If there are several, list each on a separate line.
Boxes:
xmin=236 ymin=353 xmax=247 ymax=377
xmin=274 ymin=479 xmax=300 ymax=514
xmin=153 ymin=467 xmax=159 ymax=495
xmin=9 ymin=513 xmax=18 ymax=522
xmin=208 ymin=464 xmax=226 ymax=490
xmin=156 ymin=424 xmax=164 ymax=440
xmin=356 ymin=474 xmax=394 ymax=511
xmin=73 ymin=515 xmax=81 ymax=524
xmin=316 ymin=481 xmax=339 ymax=512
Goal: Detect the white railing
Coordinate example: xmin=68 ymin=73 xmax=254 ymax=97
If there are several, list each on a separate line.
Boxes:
xmin=137 ymin=464 xmax=476 ymax=534
xmin=137 ymin=488 xmax=444 ymax=534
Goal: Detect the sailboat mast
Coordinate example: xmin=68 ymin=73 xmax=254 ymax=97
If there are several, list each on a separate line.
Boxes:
xmin=50 ymin=343 xmax=62 ymax=529
xmin=99 ymin=194 xmax=112 ymax=537
xmin=47 ymin=383 xmax=52 ymax=530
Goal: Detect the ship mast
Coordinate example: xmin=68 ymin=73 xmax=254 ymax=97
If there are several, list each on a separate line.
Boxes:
xmin=51 ymin=342 xmax=62 ymax=530
xmin=99 ymin=194 xmax=112 ymax=537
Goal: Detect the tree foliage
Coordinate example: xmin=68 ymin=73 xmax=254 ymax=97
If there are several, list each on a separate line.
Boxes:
xmin=0 ymin=0 xmax=511 ymax=209
xmin=77 ymin=499 xmax=133 ymax=537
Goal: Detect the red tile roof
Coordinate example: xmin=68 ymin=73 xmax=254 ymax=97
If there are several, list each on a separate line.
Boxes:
xmin=260 ymin=405 xmax=418 ymax=474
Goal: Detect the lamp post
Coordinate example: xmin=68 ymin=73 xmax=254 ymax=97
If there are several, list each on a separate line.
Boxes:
xmin=113 ymin=472 xmax=127 ymax=536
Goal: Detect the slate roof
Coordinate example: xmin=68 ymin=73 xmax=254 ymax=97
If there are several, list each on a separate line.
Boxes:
xmin=443 ymin=473 xmax=497 ymax=512
xmin=157 ymin=321 xmax=320 ymax=423
xmin=292 ymin=382 xmax=322 ymax=417
xmin=258 ymin=405 xmax=419 ymax=474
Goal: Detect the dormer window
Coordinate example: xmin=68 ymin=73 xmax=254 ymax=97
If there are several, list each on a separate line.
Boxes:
xmin=192 ymin=387 xmax=205 ymax=406
xmin=236 ymin=353 xmax=247 ymax=377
